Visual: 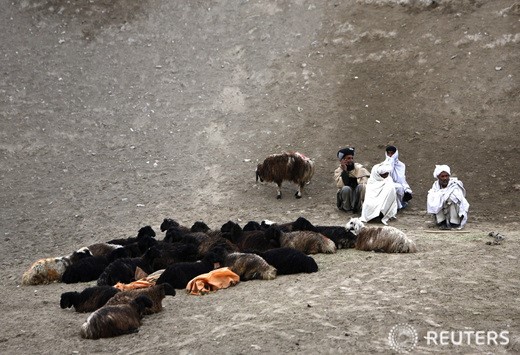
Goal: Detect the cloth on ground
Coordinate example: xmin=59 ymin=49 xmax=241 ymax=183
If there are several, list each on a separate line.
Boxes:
xmin=114 ymin=268 xmax=164 ymax=291
xmin=186 ymin=267 xmax=240 ymax=295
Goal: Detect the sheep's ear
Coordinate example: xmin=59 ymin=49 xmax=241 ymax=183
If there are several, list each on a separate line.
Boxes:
xmin=134 ymin=267 xmax=148 ymax=280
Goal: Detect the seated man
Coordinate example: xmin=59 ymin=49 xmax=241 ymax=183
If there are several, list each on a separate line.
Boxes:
xmin=360 ymin=163 xmax=398 ymax=225
xmin=334 ymin=147 xmax=370 ymax=213
xmin=384 ymin=145 xmax=413 ymax=209
xmin=427 ymin=165 xmax=470 ymax=229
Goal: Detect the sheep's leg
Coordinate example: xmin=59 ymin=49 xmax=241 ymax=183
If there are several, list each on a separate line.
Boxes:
xmin=295 ymin=182 xmax=305 ymax=199
xmin=276 ymin=182 xmax=282 ymax=199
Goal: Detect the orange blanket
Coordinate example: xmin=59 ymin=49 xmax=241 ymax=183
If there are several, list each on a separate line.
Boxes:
xmin=186 ymin=267 xmax=240 ymax=295
xmin=114 ymin=268 xmax=165 ymax=291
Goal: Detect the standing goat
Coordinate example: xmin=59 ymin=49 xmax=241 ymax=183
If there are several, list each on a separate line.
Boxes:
xmin=256 ymin=152 xmax=315 ymax=199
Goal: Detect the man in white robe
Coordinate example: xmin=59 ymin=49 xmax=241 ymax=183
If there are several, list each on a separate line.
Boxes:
xmin=360 ymin=163 xmax=397 ymax=225
xmin=427 ymin=165 xmax=470 ymax=229
xmin=384 ymin=146 xmax=413 ymax=209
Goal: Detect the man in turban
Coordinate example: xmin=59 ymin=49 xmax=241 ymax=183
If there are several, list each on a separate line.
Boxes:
xmin=384 ymin=145 xmax=413 ymax=209
xmin=334 ymin=147 xmax=370 ymax=213
xmin=360 ymin=162 xmax=398 ymax=225
xmin=427 ymin=165 xmax=470 ymax=229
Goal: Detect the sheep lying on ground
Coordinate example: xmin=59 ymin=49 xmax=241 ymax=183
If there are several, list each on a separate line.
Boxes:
xmin=224 ymin=252 xmax=277 ymax=281
xmin=86 ymin=243 xmax=123 ymax=257
xmin=105 ymin=283 xmax=175 ymax=315
xmin=61 ymin=255 xmax=110 ymax=284
xmin=277 ymin=230 xmax=337 ymax=255
xmin=21 ymin=247 xmax=92 ymax=285
xmin=60 ymin=285 xmax=120 ymax=313
xmin=106 ymin=225 xmax=156 ymax=246
xmin=254 ymin=247 xmax=318 ymax=275
xmin=149 ymin=244 xmax=200 ymax=270
xmin=274 ymin=216 xmax=357 ymax=249
xmin=160 ymin=218 xmax=190 ymax=234
xmin=345 ymin=217 xmax=417 ymax=253
xmin=221 ymin=221 xmax=280 ymax=252
xmin=97 ymin=247 xmax=160 ymax=286
xmin=156 ymin=247 xmax=227 ymax=289
xmin=80 ymin=295 xmax=152 ymax=339
xmin=256 ymin=151 xmax=315 ymax=199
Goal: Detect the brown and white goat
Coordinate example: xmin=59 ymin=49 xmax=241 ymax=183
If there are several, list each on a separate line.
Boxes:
xmin=256 ymin=151 xmax=315 ymax=199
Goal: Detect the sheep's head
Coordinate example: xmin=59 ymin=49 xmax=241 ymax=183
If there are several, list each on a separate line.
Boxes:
xmin=138 ymin=225 xmax=156 ymax=238
xmin=69 ymin=247 xmax=93 ymax=263
xmin=160 ymin=218 xmax=179 ymax=232
xmin=255 ymin=164 xmax=264 ymax=182
xmin=345 ymin=218 xmax=364 ymax=235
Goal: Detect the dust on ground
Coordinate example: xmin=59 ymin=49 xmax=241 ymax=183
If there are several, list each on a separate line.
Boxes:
xmin=1 ymin=0 xmax=519 ymax=354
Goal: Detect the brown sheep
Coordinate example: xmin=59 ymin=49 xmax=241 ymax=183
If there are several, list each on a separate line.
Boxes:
xmin=105 ymin=283 xmax=176 ymax=315
xmin=278 ymin=231 xmax=337 ymax=255
xmin=80 ymin=295 xmax=153 ymax=339
xmin=224 ymin=252 xmax=277 ymax=281
xmin=256 ymin=151 xmax=315 ymax=199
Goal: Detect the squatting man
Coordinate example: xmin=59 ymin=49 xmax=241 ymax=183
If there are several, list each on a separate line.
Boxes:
xmin=427 ymin=164 xmax=470 ymax=229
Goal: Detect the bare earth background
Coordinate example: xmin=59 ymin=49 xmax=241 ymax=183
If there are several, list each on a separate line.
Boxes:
xmin=1 ymin=0 xmax=519 ymax=354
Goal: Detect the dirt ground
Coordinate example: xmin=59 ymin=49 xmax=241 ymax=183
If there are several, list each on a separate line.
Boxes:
xmin=1 ymin=0 xmax=519 ymax=353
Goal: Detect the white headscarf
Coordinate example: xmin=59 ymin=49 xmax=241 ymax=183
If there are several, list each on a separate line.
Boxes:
xmin=433 ymin=165 xmax=451 ymax=179
xmin=384 ymin=148 xmax=411 ymax=193
xmin=376 ymin=163 xmax=392 ymax=176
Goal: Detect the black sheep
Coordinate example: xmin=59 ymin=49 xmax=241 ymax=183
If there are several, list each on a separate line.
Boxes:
xmin=221 ymin=221 xmax=280 ymax=252
xmin=97 ymin=247 xmax=160 ymax=286
xmin=160 ymin=218 xmax=190 ymax=234
xmin=106 ymin=225 xmax=156 ymax=246
xmin=60 ymin=285 xmax=120 ymax=313
xmin=62 ymin=255 xmax=110 ymax=284
xmin=242 ymin=220 xmax=264 ymax=231
xmin=149 ymin=243 xmax=200 ymax=271
xmin=256 ymin=247 xmax=318 ymax=275
xmin=156 ymin=248 xmax=226 ymax=289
